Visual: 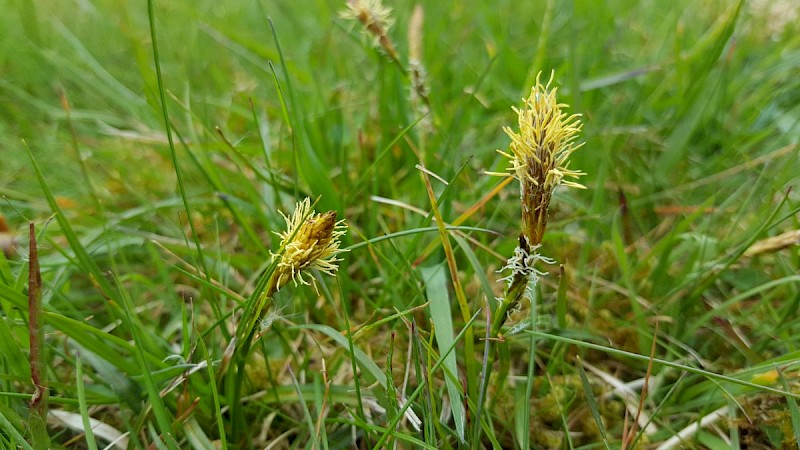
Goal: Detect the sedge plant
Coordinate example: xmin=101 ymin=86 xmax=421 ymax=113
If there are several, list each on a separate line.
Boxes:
xmin=227 ymin=197 xmax=347 ymax=442
xmin=489 ymin=71 xmax=585 ymax=337
xmin=475 ymin=72 xmax=585 ymax=447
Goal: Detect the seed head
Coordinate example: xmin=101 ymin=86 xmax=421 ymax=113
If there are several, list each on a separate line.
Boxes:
xmin=490 ymin=72 xmax=585 ymax=246
xmin=339 ymin=0 xmax=398 ymax=60
xmin=272 ymin=198 xmax=348 ymax=292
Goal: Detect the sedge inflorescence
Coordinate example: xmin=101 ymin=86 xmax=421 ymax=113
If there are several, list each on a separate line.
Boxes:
xmin=491 ymin=72 xmax=585 ymax=249
xmin=339 ymin=0 xmax=398 ymax=60
xmin=490 ymin=72 xmax=585 ymax=323
xmin=272 ymin=198 xmax=348 ymax=292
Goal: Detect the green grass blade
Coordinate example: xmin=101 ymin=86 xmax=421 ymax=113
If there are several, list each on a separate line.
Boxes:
xmin=291 ymin=324 xmax=386 ymax=387
xmin=530 ymin=331 xmax=800 ymax=400
xmin=146 ymin=0 xmax=211 ymax=299
xmin=23 ymin=144 xmax=114 ymax=296
xmin=777 ymin=366 xmax=800 ymax=447
xmin=118 ymin=285 xmax=179 ymax=449
xmin=419 ymin=264 xmax=466 ymax=442
xmin=184 ymin=417 xmax=218 ymax=450
xmin=75 ymin=353 xmax=99 ymax=450
xmin=195 ymin=330 xmax=227 ymax=449
xmin=0 ymin=402 xmax=33 ymax=450
xmin=576 ymin=356 xmax=612 ymax=450
xmin=556 ymin=264 xmax=568 ymax=329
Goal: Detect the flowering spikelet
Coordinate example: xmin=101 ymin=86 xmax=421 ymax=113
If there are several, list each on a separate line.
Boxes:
xmin=272 ymin=198 xmax=348 ymax=291
xmin=491 ymin=72 xmax=585 ymax=248
xmin=339 ymin=0 xmax=399 ymax=61
xmin=490 ymin=72 xmax=585 ymax=333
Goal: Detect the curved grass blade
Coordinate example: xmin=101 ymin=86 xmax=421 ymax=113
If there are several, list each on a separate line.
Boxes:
xmin=419 ymin=264 xmax=466 ymax=442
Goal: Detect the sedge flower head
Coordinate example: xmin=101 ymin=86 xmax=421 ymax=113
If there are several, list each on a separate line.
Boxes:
xmin=339 ymin=0 xmax=398 ymax=60
xmin=272 ymin=198 xmax=348 ymax=292
xmin=340 ymin=0 xmax=394 ymax=30
xmin=490 ymin=72 xmax=585 ymax=247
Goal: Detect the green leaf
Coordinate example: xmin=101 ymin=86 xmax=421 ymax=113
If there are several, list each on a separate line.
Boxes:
xmin=576 ymin=356 xmax=611 ymax=450
xmin=75 ymin=354 xmax=99 ymax=450
xmin=420 ymin=264 xmax=466 ymax=442
xmin=556 ymin=264 xmax=568 ymax=329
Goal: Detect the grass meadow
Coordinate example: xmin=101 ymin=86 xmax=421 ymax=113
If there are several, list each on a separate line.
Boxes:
xmin=1 ymin=0 xmax=800 ymax=448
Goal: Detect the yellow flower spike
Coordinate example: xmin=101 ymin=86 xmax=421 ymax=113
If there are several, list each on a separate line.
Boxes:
xmin=490 ymin=71 xmax=585 ymax=247
xmin=489 ymin=72 xmax=586 ymax=335
xmin=272 ymin=198 xmax=348 ymax=292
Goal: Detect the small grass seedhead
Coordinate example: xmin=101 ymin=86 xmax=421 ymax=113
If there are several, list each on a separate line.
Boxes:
xmin=493 ymin=72 xmax=585 ymax=247
xmin=340 ymin=0 xmax=393 ymax=30
xmin=273 ymin=198 xmax=348 ymax=292
xmin=339 ymin=0 xmax=398 ymax=60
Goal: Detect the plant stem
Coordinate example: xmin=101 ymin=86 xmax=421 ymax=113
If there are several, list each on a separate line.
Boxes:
xmin=229 ymin=273 xmax=278 ymax=442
